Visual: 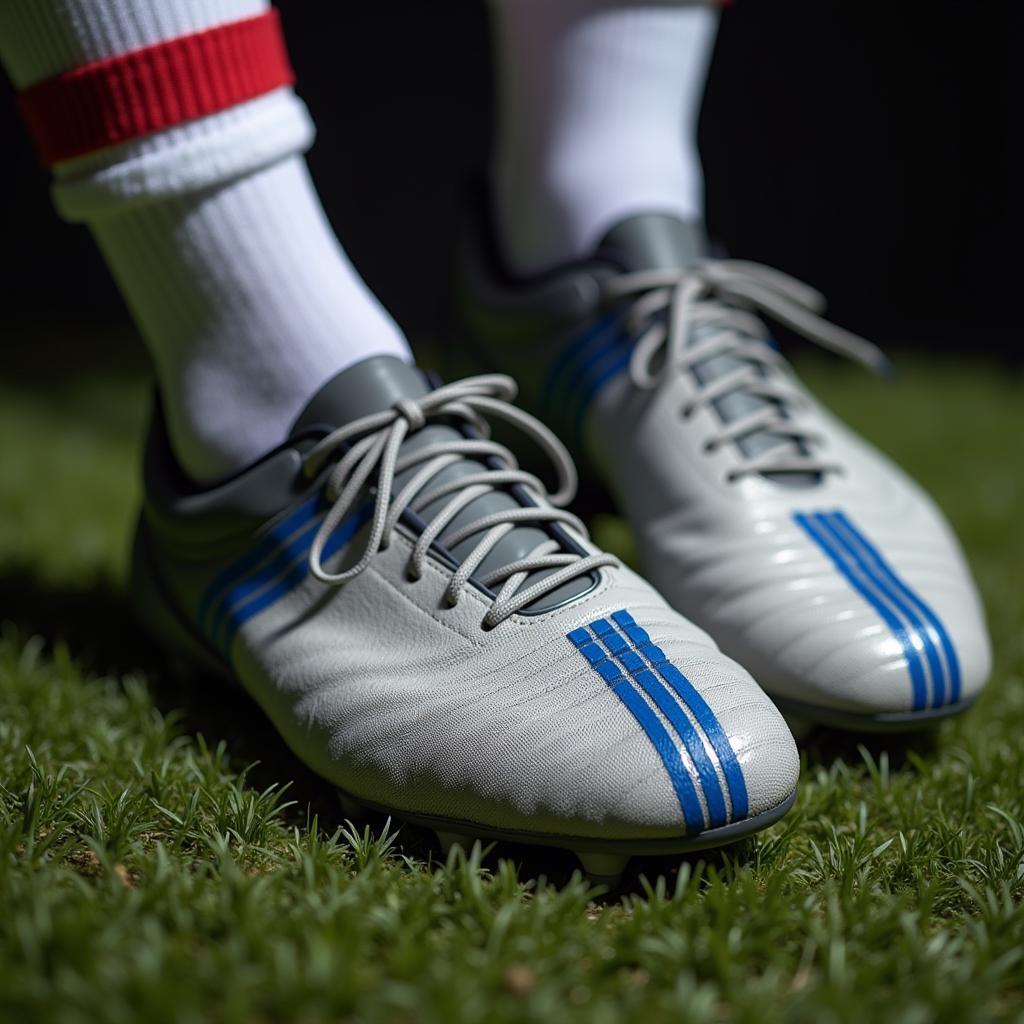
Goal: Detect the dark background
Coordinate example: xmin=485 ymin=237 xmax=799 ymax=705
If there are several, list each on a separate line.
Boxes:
xmin=1 ymin=1 xmax=1017 ymax=360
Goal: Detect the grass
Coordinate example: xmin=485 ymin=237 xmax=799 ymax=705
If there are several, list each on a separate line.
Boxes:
xmin=1 ymin=330 xmax=1022 ymax=1023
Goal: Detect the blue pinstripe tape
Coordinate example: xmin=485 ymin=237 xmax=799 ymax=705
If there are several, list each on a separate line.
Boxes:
xmin=795 ymin=510 xmax=958 ymax=710
xmin=208 ymin=518 xmax=323 ymax=651
xmin=568 ymin=345 xmax=632 ymax=437
xmin=567 ymin=625 xmax=705 ymax=831
xmin=591 ymin=616 xmax=728 ymax=828
xmin=568 ymin=609 xmax=748 ymax=832
xmin=197 ymin=501 xmax=371 ymax=661
xmin=795 ymin=511 xmax=928 ymax=710
xmin=542 ymin=312 xmax=620 ymax=411
xmin=611 ymin=610 xmax=749 ymax=820
xmin=828 ymin=511 xmax=960 ymax=704
xmin=816 ymin=513 xmax=945 ymax=706
xmin=219 ymin=503 xmax=371 ymax=657
xmin=542 ymin=313 xmax=632 ymax=438
xmin=197 ymin=493 xmax=323 ymax=631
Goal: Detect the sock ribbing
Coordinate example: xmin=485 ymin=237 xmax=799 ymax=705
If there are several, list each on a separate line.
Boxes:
xmin=0 ymin=1 xmax=412 ymax=481
xmin=0 ymin=1 xmax=313 ymax=222
xmin=91 ymin=155 xmax=411 ymax=481
xmin=18 ymin=10 xmax=295 ymax=166
xmin=0 ymin=0 xmax=267 ymax=88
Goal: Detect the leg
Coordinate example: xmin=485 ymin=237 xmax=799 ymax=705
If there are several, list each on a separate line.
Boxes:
xmin=460 ymin=0 xmax=991 ymax=727
xmin=0 ymin=0 xmax=799 ymax=873
xmin=1 ymin=0 xmax=410 ymax=482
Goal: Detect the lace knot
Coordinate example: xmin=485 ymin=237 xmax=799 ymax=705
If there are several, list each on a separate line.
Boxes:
xmin=303 ymin=374 xmax=614 ymax=626
xmin=392 ymin=398 xmax=426 ymax=432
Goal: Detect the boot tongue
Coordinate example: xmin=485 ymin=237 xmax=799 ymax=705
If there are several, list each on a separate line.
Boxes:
xmin=596 ymin=216 xmax=815 ymax=486
xmin=596 ymin=213 xmax=708 ymax=272
xmin=291 ymin=355 xmax=431 ymax=434
xmin=291 ymin=356 xmax=595 ymax=612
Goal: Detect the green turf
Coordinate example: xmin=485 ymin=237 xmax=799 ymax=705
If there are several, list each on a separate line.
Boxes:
xmin=1 ymin=335 xmax=1022 ymax=1023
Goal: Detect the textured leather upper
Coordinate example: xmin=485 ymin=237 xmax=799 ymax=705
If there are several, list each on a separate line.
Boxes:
xmin=136 ymin=358 xmax=799 ymax=840
xmin=458 ymin=211 xmax=992 ymax=719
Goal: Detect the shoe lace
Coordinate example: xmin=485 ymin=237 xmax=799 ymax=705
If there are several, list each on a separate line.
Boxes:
xmin=300 ymin=374 xmax=617 ymax=628
xmin=604 ymin=259 xmax=894 ymax=478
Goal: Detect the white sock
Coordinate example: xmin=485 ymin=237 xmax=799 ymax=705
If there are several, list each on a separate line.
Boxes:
xmin=90 ymin=156 xmax=411 ymax=481
xmin=1 ymin=0 xmax=411 ymax=482
xmin=490 ymin=0 xmax=719 ymax=276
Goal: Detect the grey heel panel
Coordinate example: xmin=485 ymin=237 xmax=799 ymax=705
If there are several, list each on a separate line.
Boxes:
xmin=130 ymin=520 xmax=234 ymax=682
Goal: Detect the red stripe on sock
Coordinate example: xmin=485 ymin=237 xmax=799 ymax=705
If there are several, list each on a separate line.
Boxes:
xmin=17 ymin=10 xmax=295 ymax=167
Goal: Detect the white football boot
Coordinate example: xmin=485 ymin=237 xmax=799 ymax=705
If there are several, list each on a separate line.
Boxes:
xmin=132 ymin=355 xmax=799 ymax=880
xmin=458 ymin=213 xmax=992 ymax=729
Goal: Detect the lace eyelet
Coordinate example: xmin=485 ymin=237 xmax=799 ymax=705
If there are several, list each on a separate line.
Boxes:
xmin=724 ymin=471 xmax=740 ymax=484
xmin=405 ymin=567 xmax=422 ymax=583
xmin=702 ymin=440 xmax=717 ymax=454
xmin=681 ymin=406 xmax=695 ymax=421
xmin=480 ymin=618 xmax=496 ymax=633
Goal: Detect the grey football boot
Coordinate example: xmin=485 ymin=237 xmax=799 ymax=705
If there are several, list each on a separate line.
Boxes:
xmin=457 ymin=213 xmax=991 ymax=730
xmin=132 ymin=355 xmax=799 ymax=880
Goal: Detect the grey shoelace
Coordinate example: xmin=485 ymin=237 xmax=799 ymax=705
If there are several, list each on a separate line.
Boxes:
xmin=604 ymin=260 xmax=893 ymax=478
xmin=301 ymin=374 xmax=617 ymax=628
